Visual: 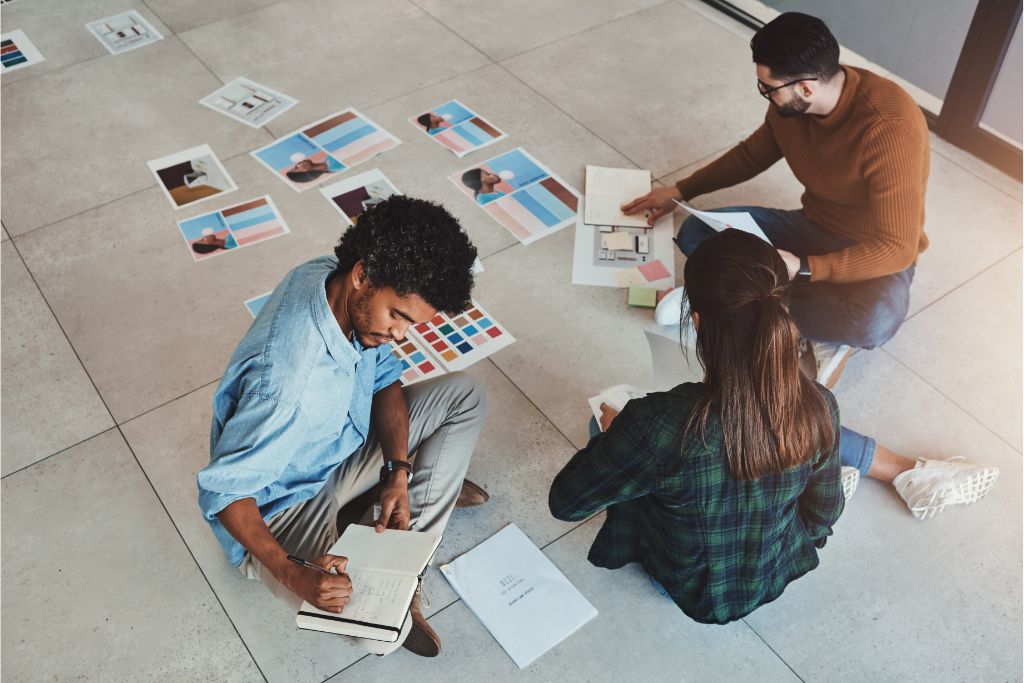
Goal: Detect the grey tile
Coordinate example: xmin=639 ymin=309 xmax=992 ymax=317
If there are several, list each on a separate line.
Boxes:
xmin=472 ymin=222 xmax=698 ymax=451
xmin=0 ymin=429 xmax=262 ymax=681
xmin=0 ymin=241 xmax=113 ymax=475
xmin=931 ymin=134 xmax=1024 ymax=203
xmin=0 ymin=0 xmax=170 ymax=85
xmin=0 ymin=37 xmax=270 ymax=236
xmin=360 ymin=63 xmax=635 ymax=260
xmin=335 ymin=516 xmax=800 ymax=681
xmin=145 ymin=0 xmax=286 ymax=33
xmin=746 ymin=350 xmax=1023 ymax=680
xmin=120 ymin=360 xmax=580 ymax=682
xmin=503 ymin=2 xmax=768 ymax=178
xmin=178 ymin=0 xmax=490 ymax=137
xmin=415 ymin=0 xmax=665 ymax=61
xmin=886 ymin=252 xmax=1022 ymax=451
xmin=15 ymin=152 xmax=344 ymax=423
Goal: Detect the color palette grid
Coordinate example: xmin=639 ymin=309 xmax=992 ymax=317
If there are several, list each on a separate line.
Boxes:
xmin=390 ymin=336 xmax=445 ymax=386
xmin=408 ymin=300 xmax=515 ymax=372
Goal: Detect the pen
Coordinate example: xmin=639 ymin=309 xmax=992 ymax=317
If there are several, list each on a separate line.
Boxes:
xmin=287 ymin=555 xmax=333 ymax=574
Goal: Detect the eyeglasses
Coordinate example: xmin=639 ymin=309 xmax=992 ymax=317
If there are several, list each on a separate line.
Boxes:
xmin=756 ymin=77 xmax=818 ymax=100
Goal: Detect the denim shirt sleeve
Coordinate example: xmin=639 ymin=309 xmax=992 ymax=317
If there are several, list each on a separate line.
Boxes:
xmin=197 ymin=391 xmax=304 ymax=520
xmin=372 ymin=344 xmax=402 ymax=393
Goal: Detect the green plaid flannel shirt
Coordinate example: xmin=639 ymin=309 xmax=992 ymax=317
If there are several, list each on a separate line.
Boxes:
xmin=549 ymin=382 xmax=844 ymax=624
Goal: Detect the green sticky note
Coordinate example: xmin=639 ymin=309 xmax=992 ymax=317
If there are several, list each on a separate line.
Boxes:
xmin=628 ymin=287 xmax=657 ymax=308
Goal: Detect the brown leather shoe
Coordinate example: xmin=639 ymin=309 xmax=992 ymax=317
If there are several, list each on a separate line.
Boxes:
xmin=456 ymin=479 xmax=490 ymax=509
xmin=402 ymin=591 xmax=440 ymax=657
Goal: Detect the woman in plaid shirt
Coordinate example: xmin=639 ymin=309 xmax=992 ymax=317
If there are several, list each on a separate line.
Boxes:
xmin=549 ymin=229 xmax=844 ymax=624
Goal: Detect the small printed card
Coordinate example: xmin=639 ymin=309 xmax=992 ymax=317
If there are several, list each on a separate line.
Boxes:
xmin=200 ymin=77 xmax=297 ymax=129
xmin=147 ymin=144 xmax=237 ymax=210
xmin=176 ymin=195 xmax=289 ymax=262
xmin=319 ymin=168 xmax=401 ymax=226
xmin=251 ymin=109 xmax=401 ymax=193
xmin=244 ymin=291 xmax=273 ymax=318
xmin=0 ymin=30 xmax=45 ymax=73
xmin=450 ymin=148 xmax=580 ymax=245
xmin=410 ymin=99 xmax=507 ymax=158
xmin=86 ymin=10 xmax=163 ymax=55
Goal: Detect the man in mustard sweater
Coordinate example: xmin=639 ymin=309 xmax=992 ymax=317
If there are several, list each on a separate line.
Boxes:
xmin=624 ymin=11 xmax=928 ymax=388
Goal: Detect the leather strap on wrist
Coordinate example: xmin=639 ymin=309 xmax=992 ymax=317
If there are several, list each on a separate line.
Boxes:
xmin=380 ymin=459 xmax=412 ymax=484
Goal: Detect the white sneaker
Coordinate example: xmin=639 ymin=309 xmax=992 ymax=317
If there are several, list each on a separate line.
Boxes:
xmin=840 ymin=466 xmax=860 ymax=501
xmin=655 ymin=286 xmax=685 ymax=326
xmin=892 ymin=457 xmax=1000 ymax=520
xmin=811 ymin=341 xmax=853 ymax=389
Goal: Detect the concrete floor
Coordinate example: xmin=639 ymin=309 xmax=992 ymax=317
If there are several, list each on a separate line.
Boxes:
xmin=1 ymin=0 xmax=1021 ymax=681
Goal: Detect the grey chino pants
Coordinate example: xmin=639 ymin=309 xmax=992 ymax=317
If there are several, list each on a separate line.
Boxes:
xmin=239 ymin=372 xmax=486 ymax=655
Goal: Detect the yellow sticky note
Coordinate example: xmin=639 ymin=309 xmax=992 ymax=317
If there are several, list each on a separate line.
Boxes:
xmin=614 ymin=267 xmax=647 ymax=288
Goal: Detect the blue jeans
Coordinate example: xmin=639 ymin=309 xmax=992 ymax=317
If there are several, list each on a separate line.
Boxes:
xmin=677 ymin=207 xmax=915 ymax=349
xmin=589 ymin=412 xmax=875 ymax=478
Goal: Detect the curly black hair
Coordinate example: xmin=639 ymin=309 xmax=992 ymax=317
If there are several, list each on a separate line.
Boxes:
xmin=333 ymin=195 xmax=477 ymax=315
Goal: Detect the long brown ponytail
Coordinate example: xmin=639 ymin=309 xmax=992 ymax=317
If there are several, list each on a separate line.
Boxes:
xmin=682 ymin=229 xmax=834 ymax=479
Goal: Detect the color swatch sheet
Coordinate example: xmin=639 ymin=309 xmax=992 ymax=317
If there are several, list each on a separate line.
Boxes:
xmin=390 ymin=336 xmax=447 ymax=386
xmin=405 ymin=300 xmax=515 ymax=375
xmin=0 ymin=30 xmax=44 ymax=72
xmin=411 ymin=99 xmax=507 ymax=158
xmin=177 ymin=195 xmax=289 ymax=262
xmin=450 ymin=148 xmax=580 ymax=245
xmin=252 ymin=109 xmax=401 ymax=192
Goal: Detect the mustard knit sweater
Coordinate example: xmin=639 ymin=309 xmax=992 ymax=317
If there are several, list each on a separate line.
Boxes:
xmin=675 ymin=66 xmax=930 ymax=283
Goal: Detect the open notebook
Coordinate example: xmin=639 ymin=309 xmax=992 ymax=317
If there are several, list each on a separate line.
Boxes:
xmin=584 ymin=165 xmax=652 ymax=228
xmin=295 ymin=525 xmax=441 ymax=642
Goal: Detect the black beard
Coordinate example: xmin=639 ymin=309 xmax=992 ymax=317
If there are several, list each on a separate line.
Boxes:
xmin=773 ymin=95 xmax=811 ymax=118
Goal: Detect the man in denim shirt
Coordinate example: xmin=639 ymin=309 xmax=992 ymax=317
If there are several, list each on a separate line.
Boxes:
xmin=197 ymin=196 xmax=488 ymax=657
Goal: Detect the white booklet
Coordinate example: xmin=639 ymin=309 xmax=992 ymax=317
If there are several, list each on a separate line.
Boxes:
xmin=295 ymin=525 xmax=441 ymax=642
xmin=584 ymin=165 xmax=652 ymax=228
xmin=440 ymin=524 xmax=597 ymax=668
xmin=587 ymin=384 xmax=651 ymax=430
xmin=673 ymin=198 xmax=772 ymax=244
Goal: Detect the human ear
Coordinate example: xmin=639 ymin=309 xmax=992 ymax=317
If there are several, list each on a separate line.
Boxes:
xmin=351 ymin=261 xmax=368 ymax=289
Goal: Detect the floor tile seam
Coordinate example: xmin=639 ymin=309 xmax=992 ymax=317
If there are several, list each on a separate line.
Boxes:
xmin=494 ymin=62 xmax=647 ymax=172
xmin=353 ymin=61 xmax=496 ymax=120
xmin=7 ymin=142 xmax=271 ymax=241
xmin=404 ymin=0 xmax=499 ymax=64
xmin=930 ymin=144 xmax=1024 ymax=205
xmin=5 ymin=239 xmax=119 ymax=424
xmin=117 ymin=376 xmax=223 ymax=428
xmin=653 ymin=145 xmax=736 ymax=185
xmin=483 ymin=357 xmax=584 ymax=452
xmin=0 ymin=426 xmax=120 ymax=481
xmin=737 ymin=618 xmax=807 ymax=682
xmin=879 ymin=346 xmax=1023 ymax=457
xmin=902 ymin=246 xmax=1022 ymax=324
xmin=479 ymin=239 xmax=520 ymax=262
xmin=114 ymin=423 xmax=270 ymax=683
xmin=160 ymin=0 xmax=292 ymax=38
xmin=492 ymin=0 xmax=676 ymax=64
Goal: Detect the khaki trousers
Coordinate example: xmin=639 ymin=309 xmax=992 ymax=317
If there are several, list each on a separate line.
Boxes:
xmin=239 ymin=372 xmax=486 ymax=655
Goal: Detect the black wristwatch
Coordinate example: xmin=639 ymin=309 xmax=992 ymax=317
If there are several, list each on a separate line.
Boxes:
xmin=380 ymin=459 xmax=413 ymax=484
xmin=795 ymin=255 xmax=812 ymax=283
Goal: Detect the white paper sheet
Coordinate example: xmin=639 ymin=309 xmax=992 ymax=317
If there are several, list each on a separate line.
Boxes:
xmin=673 ymin=199 xmax=772 ymax=244
xmin=587 ymin=384 xmax=651 ymax=428
xmin=440 ymin=524 xmax=597 ymax=669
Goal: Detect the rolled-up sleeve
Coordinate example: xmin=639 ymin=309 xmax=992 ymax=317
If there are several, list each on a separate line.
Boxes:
xmin=372 ymin=344 xmax=403 ymax=393
xmin=197 ymin=392 xmax=303 ymax=520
